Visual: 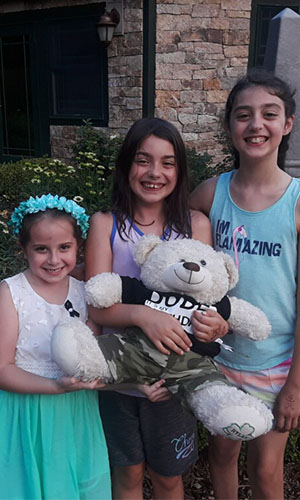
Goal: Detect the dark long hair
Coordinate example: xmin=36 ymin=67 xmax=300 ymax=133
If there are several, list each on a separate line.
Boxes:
xmin=224 ymin=70 xmax=296 ymax=169
xmin=111 ymin=117 xmax=191 ymax=239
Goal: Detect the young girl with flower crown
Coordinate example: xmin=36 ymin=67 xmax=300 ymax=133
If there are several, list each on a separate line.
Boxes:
xmin=0 ymin=194 xmax=111 ymax=500
xmin=190 ymin=71 xmax=300 ymax=499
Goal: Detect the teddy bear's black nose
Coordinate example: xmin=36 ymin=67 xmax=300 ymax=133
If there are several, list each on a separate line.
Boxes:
xmin=183 ymin=262 xmax=200 ymax=272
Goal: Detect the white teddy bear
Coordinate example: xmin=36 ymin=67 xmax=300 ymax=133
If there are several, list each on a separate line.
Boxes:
xmin=52 ymin=236 xmax=273 ymax=440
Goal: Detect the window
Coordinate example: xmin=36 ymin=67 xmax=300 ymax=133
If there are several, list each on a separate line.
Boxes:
xmin=0 ymin=34 xmax=34 ymax=156
xmin=48 ymin=15 xmax=107 ymax=123
xmin=0 ymin=4 xmax=107 ymax=161
xmin=249 ymin=2 xmax=300 ymax=68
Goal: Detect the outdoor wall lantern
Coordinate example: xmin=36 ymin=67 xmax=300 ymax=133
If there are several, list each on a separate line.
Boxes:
xmin=96 ymin=8 xmax=121 ymax=47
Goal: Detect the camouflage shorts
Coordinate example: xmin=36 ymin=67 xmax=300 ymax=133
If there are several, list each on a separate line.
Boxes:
xmin=98 ymin=327 xmax=230 ymax=402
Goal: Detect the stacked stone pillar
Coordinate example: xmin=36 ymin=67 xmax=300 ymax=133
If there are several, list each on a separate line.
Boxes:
xmin=264 ymin=8 xmax=300 ymax=175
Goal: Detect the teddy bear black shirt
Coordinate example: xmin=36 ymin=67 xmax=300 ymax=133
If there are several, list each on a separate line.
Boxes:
xmin=120 ymin=276 xmax=231 ymax=357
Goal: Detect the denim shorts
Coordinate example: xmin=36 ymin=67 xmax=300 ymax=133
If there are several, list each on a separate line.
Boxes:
xmin=99 ymin=391 xmax=198 ymax=477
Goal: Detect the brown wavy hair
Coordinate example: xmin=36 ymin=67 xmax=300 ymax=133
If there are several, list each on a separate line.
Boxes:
xmin=111 ymin=117 xmax=192 ymax=239
xmin=224 ymin=69 xmax=296 ymax=169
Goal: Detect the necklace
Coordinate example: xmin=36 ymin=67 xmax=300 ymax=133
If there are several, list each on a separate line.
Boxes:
xmin=133 ymin=219 xmax=155 ymax=227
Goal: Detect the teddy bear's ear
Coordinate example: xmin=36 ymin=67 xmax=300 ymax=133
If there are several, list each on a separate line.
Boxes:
xmin=134 ymin=234 xmax=162 ymax=266
xmin=221 ymin=252 xmax=239 ymax=290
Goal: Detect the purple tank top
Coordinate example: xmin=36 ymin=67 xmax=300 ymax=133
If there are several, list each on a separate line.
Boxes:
xmin=111 ymin=215 xmax=178 ymax=278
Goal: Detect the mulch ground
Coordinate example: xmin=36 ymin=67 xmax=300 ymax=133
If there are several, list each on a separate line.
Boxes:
xmin=143 ymin=448 xmax=300 ymax=499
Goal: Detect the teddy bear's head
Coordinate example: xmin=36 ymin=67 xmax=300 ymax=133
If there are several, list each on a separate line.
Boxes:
xmin=134 ymin=235 xmax=238 ymax=304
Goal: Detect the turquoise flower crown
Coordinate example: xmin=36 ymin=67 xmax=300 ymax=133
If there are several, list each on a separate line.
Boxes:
xmin=9 ymin=194 xmax=89 ymax=239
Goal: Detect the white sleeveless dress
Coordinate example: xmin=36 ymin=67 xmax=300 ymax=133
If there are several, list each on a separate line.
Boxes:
xmin=0 ymin=273 xmax=111 ymax=500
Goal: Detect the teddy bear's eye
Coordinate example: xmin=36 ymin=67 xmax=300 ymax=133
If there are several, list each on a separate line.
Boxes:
xmin=200 ymin=260 xmax=206 ymax=266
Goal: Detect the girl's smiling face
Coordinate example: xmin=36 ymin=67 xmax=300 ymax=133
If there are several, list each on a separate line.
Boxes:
xmin=128 ymin=134 xmax=178 ymax=205
xmin=228 ymin=85 xmax=294 ymax=164
xmin=24 ymin=217 xmax=78 ymax=286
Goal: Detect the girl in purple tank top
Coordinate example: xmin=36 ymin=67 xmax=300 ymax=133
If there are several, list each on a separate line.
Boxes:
xmin=85 ymin=117 xmax=228 ymax=500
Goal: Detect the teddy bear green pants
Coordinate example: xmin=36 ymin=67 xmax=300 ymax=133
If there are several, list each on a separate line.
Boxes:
xmin=98 ymin=327 xmax=231 ymax=403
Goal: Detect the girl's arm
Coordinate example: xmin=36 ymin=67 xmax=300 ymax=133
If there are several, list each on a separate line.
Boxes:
xmin=190 ymin=208 xmax=212 ymax=244
xmin=100 ymin=379 xmax=170 ymax=402
xmin=85 ymin=211 xmax=192 ymax=355
xmin=0 ymin=282 xmax=104 ymax=394
xmin=274 ymin=256 xmax=300 ymax=430
xmin=190 ymin=207 xmax=229 ymax=341
xmin=274 ymin=203 xmax=300 ymax=431
xmin=189 ymin=177 xmax=219 ymax=216
xmin=135 ymin=379 xmax=170 ymax=402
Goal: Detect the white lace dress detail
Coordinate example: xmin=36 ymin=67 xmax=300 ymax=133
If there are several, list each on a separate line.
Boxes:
xmin=5 ymin=273 xmax=87 ymax=378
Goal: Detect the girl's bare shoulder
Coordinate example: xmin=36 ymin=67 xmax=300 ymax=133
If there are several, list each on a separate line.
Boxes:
xmin=85 ymin=212 xmax=114 ymax=277
xmin=0 ymin=280 xmax=9 ymax=296
xmin=190 ymin=208 xmax=210 ymax=225
xmin=0 ymin=280 xmax=15 ymax=313
xmin=189 ymin=176 xmax=219 ymax=215
xmin=89 ymin=211 xmax=113 ymax=234
xmin=190 ymin=209 xmax=212 ymax=245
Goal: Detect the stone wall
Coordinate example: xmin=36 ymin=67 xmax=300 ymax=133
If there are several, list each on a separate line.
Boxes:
xmin=155 ymin=0 xmax=251 ymax=159
xmin=107 ymin=0 xmax=143 ymax=133
xmin=106 ymin=0 xmax=251 ymax=161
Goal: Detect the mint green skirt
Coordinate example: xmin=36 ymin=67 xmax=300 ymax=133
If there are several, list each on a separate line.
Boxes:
xmin=0 ymin=389 xmax=111 ymax=500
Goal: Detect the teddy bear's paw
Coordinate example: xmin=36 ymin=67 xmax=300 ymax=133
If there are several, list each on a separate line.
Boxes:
xmin=229 ymin=297 xmax=271 ymax=341
xmin=51 ymin=318 xmax=111 ymax=382
xmin=187 ymin=384 xmax=273 ymax=441
xmin=85 ymin=273 xmax=122 ymax=308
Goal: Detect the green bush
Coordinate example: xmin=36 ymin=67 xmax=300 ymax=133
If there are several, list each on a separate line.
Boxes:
xmin=0 ymin=215 xmax=24 ymax=278
xmin=73 ymin=119 xmax=124 ymax=180
xmin=0 ymin=156 xmax=111 ymax=214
